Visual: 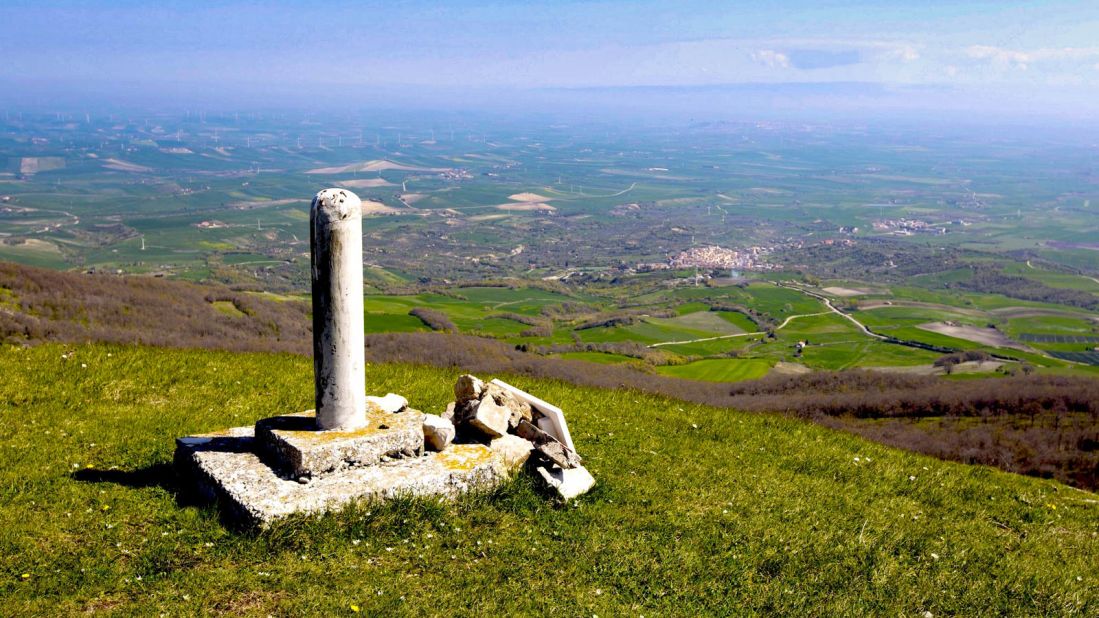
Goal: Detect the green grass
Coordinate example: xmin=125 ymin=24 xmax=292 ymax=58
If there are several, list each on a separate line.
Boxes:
xmin=363 ymin=312 xmax=429 ymax=334
xmin=1 ymin=343 xmax=1096 ymax=615
xmin=554 ymin=351 xmax=636 ymax=364
xmin=209 ymin=300 xmax=245 ymax=318
xmin=647 ymin=311 xmax=747 ymax=336
xmin=656 ymin=358 xmax=772 ymax=382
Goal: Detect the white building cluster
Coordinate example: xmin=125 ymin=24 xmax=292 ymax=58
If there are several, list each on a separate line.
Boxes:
xmin=668 ymin=245 xmax=772 ymax=271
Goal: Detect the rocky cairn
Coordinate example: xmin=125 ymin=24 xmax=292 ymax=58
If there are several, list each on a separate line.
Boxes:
xmin=423 ymin=374 xmax=595 ymax=500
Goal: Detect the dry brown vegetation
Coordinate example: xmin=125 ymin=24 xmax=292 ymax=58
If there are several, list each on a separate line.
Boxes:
xmin=0 ymin=262 xmax=311 ymax=354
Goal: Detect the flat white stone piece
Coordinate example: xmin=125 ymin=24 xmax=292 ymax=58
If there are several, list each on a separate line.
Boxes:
xmin=364 ymin=393 xmax=408 ymax=413
xmin=490 ymin=379 xmax=576 ymax=452
xmin=536 ymin=464 xmax=595 ymax=500
xmin=176 ymin=428 xmax=507 ymax=528
xmin=422 ymin=414 xmax=456 ymax=451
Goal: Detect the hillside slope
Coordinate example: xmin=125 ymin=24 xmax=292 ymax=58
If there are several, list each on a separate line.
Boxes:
xmin=2 ymin=260 xmax=1097 ymax=489
xmin=1 ymin=344 xmax=1095 ymax=616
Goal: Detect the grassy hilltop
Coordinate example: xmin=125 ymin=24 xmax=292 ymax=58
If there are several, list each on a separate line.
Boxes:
xmin=2 ymin=344 xmax=1096 ymax=616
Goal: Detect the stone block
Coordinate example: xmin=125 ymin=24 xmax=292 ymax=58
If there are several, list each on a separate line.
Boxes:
xmin=466 ymin=397 xmax=509 ymax=439
xmin=256 ymin=408 xmax=423 ymax=479
xmin=517 ymin=419 xmax=582 ymax=469
xmin=173 ymin=426 xmax=256 ymax=503
xmin=176 ymin=431 xmax=508 ymax=528
xmin=454 ymin=374 xmax=484 ymax=403
xmin=515 ymin=418 xmax=554 ymax=445
xmin=489 ymin=434 xmax=535 ymax=472
xmin=422 ymin=414 xmax=456 ymax=451
xmin=535 ymin=440 xmax=582 ymax=470
xmin=484 ymin=383 xmax=533 ymax=429
xmin=536 ymin=464 xmax=596 ymax=501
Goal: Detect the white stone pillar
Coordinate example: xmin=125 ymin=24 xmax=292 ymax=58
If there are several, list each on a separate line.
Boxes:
xmin=311 ymin=188 xmax=367 ymax=430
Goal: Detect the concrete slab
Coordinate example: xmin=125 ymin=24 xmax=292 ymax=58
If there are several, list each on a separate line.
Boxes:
xmin=255 ymin=408 xmax=423 ymax=479
xmin=176 ymin=427 xmax=507 ymax=528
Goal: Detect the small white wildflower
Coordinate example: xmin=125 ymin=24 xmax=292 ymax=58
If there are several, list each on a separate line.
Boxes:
xmin=909 ymin=476 xmax=916 ymax=481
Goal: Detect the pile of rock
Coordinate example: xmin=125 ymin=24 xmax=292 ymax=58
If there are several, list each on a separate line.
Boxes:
xmin=422 ymin=374 xmax=595 ymax=500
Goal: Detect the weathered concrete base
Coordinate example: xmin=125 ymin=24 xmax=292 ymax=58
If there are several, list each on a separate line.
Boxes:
xmin=176 ymin=426 xmax=506 ymax=528
xmin=256 ymin=409 xmax=423 ymax=479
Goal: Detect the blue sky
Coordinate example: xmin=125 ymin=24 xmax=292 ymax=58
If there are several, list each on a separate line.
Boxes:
xmin=2 ymin=1 xmax=1098 ymax=118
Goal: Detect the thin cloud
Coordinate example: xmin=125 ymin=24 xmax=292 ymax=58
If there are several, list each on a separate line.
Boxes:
xmin=966 ymin=45 xmax=1099 ymax=71
xmin=750 ymin=49 xmax=790 ymax=69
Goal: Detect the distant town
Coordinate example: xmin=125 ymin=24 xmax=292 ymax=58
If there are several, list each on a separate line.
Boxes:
xmin=637 ymin=245 xmax=776 ymax=273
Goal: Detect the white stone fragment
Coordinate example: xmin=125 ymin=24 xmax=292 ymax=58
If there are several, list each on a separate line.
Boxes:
xmin=468 ymin=397 xmax=510 ymax=438
xmin=365 ymin=393 xmax=408 ymax=413
xmin=489 ymin=434 xmax=535 ymax=472
xmin=490 ymin=379 xmax=576 ymax=452
xmin=422 ymin=414 xmax=456 ymax=451
xmin=536 ymin=465 xmax=596 ymax=500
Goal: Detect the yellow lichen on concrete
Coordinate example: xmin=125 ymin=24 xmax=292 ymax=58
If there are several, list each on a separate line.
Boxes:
xmin=438 ymin=444 xmax=499 ymax=473
xmin=271 ymin=408 xmax=421 ymax=444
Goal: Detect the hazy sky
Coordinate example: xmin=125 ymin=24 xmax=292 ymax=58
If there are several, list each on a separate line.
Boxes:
xmin=3 ymin=1 xmax=1098 ymax=119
